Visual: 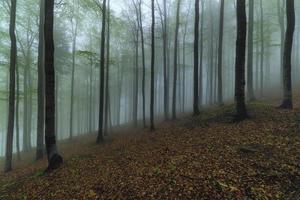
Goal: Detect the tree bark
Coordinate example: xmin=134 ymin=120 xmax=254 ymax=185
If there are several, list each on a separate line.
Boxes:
xmin=104 ymin=0 xmax=111 ymax=134
xmin=199 ymin=0 xmax=204 ymax=107
xmin=36 ymin=0 xmax=45 ymax=161
xmin=235 ymin=0 xmax=248 ymax=120
xmin=217 ymin=0 xmax=224 ymax=105
xmin=260 ymin=0 xmax=264 ymax=97
xmin=172 ymin=0 xmax=181 ymax=120
xmin=138 ymin=0 xmax=147 ymax=127
xmin=5 ymin=0 xmax=17 ymax=173
xmin=150 ymin=0 xmax=155 ymax=131
xmin=97 ymin=0 xmax=107 ymax=143
xmin=247 ymin=0 xmax=255 ymax=101
xmin=280 ymin=0 xmax=295 ymax=109
xmin=193 ymin=0 xmax=200 ymax=115
xmin=44 ymin=0 xmax=63 ymax=171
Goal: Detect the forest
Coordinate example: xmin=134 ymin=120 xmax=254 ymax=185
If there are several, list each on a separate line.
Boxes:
xmin=1 ymin=0 xmax=300 ymax=199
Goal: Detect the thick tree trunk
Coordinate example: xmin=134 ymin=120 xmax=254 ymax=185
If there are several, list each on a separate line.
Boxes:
xmin=44 ymin=0 xmax=63 ymax=171
xmin=280 ymin=0 xmax=295 ymax=109
xmin=247 ymin=0 xmax=255 ymax=101
xmin=235 ymin=0 xmax=248 ymax=120
xmin=97 ymin=0 xmax=107 ymax=143
xmin=5 ymin=0 xmax=17 ymax=173
xmin=217 ymin=0 xmax=224 ymax=105
xmin=150 ymin=0 xmax=155 ymax=131
xmin=36 ymin=0 xmax=45 ymax=161
xmin=193 ymin=0 xmax=200 ymax=115
xmin=172 ymin=0 xmax=181 ymax=120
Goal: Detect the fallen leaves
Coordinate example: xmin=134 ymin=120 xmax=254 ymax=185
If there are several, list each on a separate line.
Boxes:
xmin=1 ymin=102 xmax=300 ymax=199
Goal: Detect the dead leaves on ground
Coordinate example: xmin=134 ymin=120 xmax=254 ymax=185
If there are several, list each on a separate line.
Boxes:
xmin=2 ymin=103 xmax=300 ymax=199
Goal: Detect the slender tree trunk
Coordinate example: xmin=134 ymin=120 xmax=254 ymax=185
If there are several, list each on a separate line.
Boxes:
xmin=16 ymin=62 xmax=20 ymax=160
xmin=277 ymin=0 xmax=285 ymax=92
xmin=69 ymin=21 xmax=78 ymax=140
xmin=235 ymin=0 xmax=248 ymax=120
xmin=199 ymin=0 xmax=204 ymax=107
xmin=193 ymin=0 xmax=200 ymax=115
xmin=36 ymin=0 xmax=45 ymax=160
xmin=44 ymin=0 xmax=63 ymax=171
xmin=104 ymin=0 xmax=111 ymax=134
xmin=260 ymin=0 xmax=264 ymax=97
xmin=5 ymin=0 xmax=17 ymax=172
xmin=137 ymin=0 xmax=147 ymax=127
xmin=162 ymin=0 xmax=169 ymax=120
xmin=247 ymin=0 xmax=255 ymax=101
xmin=217 ymin=0 xmax=224 ymax=105
xmin=172 ymin=0 xmax=181 ymax=120
xmin=97 ymin=0 xmax=107 ymax=143
xmin=280 ymin=0 xmax=295 ymax=109
xmin=150 ymin=0 xmax=155 ymax=131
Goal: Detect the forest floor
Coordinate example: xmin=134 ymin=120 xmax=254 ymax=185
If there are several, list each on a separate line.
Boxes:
xmin=1 ymin=101 xmax=300 ymax=200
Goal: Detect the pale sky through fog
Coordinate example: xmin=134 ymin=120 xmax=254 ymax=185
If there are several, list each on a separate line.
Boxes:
xmin=111 ymin=0 xmax=125 ymax=15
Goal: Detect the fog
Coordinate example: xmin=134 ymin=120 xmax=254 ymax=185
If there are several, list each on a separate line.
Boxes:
xmin=0 ymin=0 xmax=299 ymax=158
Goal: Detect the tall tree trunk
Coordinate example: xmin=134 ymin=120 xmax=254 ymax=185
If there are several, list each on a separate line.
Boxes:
xmin=97 ymin=0 xmax=107 ymax=143
xmin=162 ymin=0 xmax=169 ymax=120
xmin=36 ymin=0 xmax=45 ymax=160
xmin=235 ymin=0 xmax=248 ymax=120
xmin=277 ymin=0 xmax=285 ymax=93
xmin=217 ymin=0 xmax=224 ymax=105
xmin=44 ymin=0 xmax=63 ymax=171
xmin=199 ymin=0 xmax=204 ymax=107
xmin=16 ymin=62 xmax=20 ymax=160
xmin=150 ymin=0 xmax=155 ymax=131
xmin=259 ymin=0 xmax=264 ymax=97
xmin=280 ymin=0 xmax=295 ymax=109
xmin=247 ymin=0 xmax=255 ymax=101
xmin=137 ymin=0 xmax=147 ymax=127
xmin=104 ymin=0 xmax=111 ymax=134
xmin=193 ymin=0 xmax=200 ymax=115
xmin=69 ymin=21 xmax=78 ymax=140
xmin=5 ymin=0 xmax=17 ymax=172
xmin=172 ymin=0 xmax=181 ymax=120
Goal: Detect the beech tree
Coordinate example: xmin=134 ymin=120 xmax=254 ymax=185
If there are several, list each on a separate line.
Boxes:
xmin=234 ymin=0 xmax=248 ymax=120
xmin=44 ymin=0 xmax=63 ymax=170
xmin=5 ymin=0 xmax=17 ymax=172
xmin=279 ymin=0 xmax=295 ymax=109
xmin=97 ymin=0 xmax=107 ymax=143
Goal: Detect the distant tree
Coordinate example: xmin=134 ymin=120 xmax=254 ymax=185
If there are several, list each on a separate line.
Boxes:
xmin=279 ymin=0 xmax=295 ymax=109
xmin=193 ymin=0 xmax=200 ymax=115
xmin=199 ymin=0 xmax=205 ymax=107
xmin=259 ymin=0 xmax=264 ymax=97
xmin=235 ymin=0 xmax=248 ymax=120
xmin=150 ymin=0 xmax=155 ymax=131
xmin=36 ymin=0 xmax=45 ymax=161
xmin=44 ymin=0 xmax=63 ymax=170
xmin=217 ymin=0 xmax=224 ymax=106
xmin=172 ymin=0 xmax=181 ymax=120
xmin=247 ymin=0 xmax=255 ymax=101
xmin=97 ymin=0 xmax=107 ymax=143
xmin=104 ymin=0 xmax=111 ymax=134
xmin=5 ymin=0 xmax=17 ymax=172
xmin=68 ymin=0 xmax=80 ymax=140
xmin=277 ymin=0 xmax=285 ymax=91
xmin=138 ymin=0 xmax=147 ymax=127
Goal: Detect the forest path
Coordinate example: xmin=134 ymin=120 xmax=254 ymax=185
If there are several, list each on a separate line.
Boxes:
xmin=1 ymin=101 xmax=300 ymax=199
